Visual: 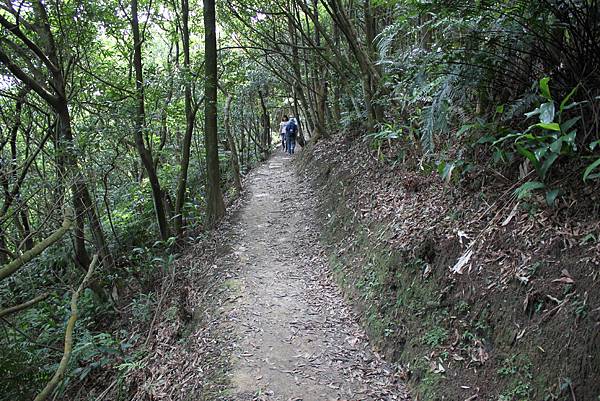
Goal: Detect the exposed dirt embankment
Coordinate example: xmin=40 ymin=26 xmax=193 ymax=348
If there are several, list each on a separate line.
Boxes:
xmin=298 ymin=135 xmax=600 ymax=401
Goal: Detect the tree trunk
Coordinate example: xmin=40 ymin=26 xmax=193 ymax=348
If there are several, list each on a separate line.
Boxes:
xmin=131 ymin=0 xmax=171 ymax=240
xmin=203 ymin=0 xmax=225 ymax=227
xmin=174 ymin=0 xmax=196 ymax=236
xmin=57 ymin=105 xmax=116 ymax=276
xmin=258 ymin=90 xmax=270 ymax=159
xmin=325 ymin=0 xmax=383 ymax=129
xmin=287 ymin=16 xmax=318 ymax=139
xmin=224 ymin=95 xmax=242 ymax=194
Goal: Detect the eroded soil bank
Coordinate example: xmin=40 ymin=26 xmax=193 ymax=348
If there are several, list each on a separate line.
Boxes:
xmin=297 ymin=135 xmax=600 ymax=401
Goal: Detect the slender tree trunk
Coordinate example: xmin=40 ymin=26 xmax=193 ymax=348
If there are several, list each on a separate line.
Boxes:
xmin=240 ymin=106 xmax=247 ymax=171
xmin=224 ymin=96 xmax=242 ymax=194
xmin=174 ymin=0 xmax=196 ymax=236
xmin=57 ymin=105 xmax=115 ymax=275
xmin=287 ymin=16 xmax=317 ymax=138
xmin=203 ymin=0 xmax=225 ymax=227
xmin=131 ymin=0 xmax=171 ymax=240
xmin=313 ymin=0 xmax=329 ymax=139
xmin=293 ymin=89 xmax=307 ymax=146
xmin=325 ymin=0 xmax=383 ymax=129
xmin=73 ymin=194 xmax=91 ymax=271
xmin=258 ymin=90 xmax=270 ymax=159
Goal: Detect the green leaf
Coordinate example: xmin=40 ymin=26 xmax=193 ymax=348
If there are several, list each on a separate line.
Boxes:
xmin=456 ymin=124 xmax=474 ymax=137
xmin=492 ymin=132 xmax=521 ymax=146
xmin=534 ymin=122 xmax=561 ymax=131
xmin=515 ymin=143 xmax=540 ymax=170
xmin=546 ymin=189 xmax=560 ymax=207
xmin=539 ymin=77 xmax=552 ymax=100
xmin=539 ymin=101 xmax=555 ymax=124
xmin=560 ymin=116 xmax=580 ymax=133
xmin=589 ymin=140 xmax=600 ymax=151
xmin=583 ymin=157 xmax=600 ymax=181
xmin=442 ymin=162 xmax=456 ymax=182
xmin=539 ymin=152 xmax=558 ymax=179
xmin=580 ymin=233 xmax=597 ymax=245
xmin=549 ymin=138 xmax=563 ymax=154
xmin=515 ymin=181 xmax=545 ymax=200
xmin=496 ymin=104 xmax=505 ymax=114
xmin=437 ymin=161 xmax=446 ymax=175
xmin=559 ymin=85 xmax=578 ymax=113
xmin=563 ymin=131 xmax=577 ymax=152
xmin=477 ymin=135 xmax=496 ymax=144
xmin=562 ymin=100 xmax=586 ymax=111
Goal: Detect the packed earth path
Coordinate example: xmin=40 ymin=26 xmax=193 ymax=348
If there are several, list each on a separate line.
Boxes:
xmin=217 ymin=149 xmax=409 ymax=401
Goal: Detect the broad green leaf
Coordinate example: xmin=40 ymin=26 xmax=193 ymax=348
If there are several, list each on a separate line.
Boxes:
xmin=583 ymin=157 xmax=600 ymax=181
xmin=493 ymin=132 xmax=520 ymax=145
xmin=534 ymin=146 xmax=548 ymax=160
xmin=534 ymin=122 xmax=561 ymax=131
xmin=455 ymin=124 xmax=474 ymax=137
xmin=437 ymin=161 xmax=446 ymax=175
xmin=539 ymin=101 xmax=555 ymax=124
xmin=539 ymin=77 xmax=552 ymax=100
xmin=589 ymin=140 xmax=600 ymax=151
xmin=539 ymin=152 xmax=558 ymax=179
xmin=442 ymin=162 xmax=456 ymax=182
xmin=477 ymin=135 xmax=496 ymax=144
xmin=560 ymin=116 xmax=580 ymax=133
xmin=549 ymin=138 xmax=563 ymax=154
xmin=515 ymin=181 xmax=545 ymax=199
xmin=563 ymin=132 xmax=577 ymax=151
xmin=515 ymin=143 xmax=540 ymax=170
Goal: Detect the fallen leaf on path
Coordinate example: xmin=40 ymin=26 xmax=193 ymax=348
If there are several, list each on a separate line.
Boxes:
xmin=452 ymin=248 xmax=473 ymax=274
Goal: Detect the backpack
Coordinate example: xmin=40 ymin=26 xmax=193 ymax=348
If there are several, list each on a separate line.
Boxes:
xmin=287 ymin=121 xmax=298 ymax=138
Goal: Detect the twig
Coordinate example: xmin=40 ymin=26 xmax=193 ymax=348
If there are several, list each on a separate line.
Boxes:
xmin=569 ymin=382 xmax=577 ymax=401
xmin=93 ymin=378 xmax=118 ymax=401
xmin=0 ymin=292 xmax=49 ymax=318
xmin=540 ymin=293 xmax=574 ymax=324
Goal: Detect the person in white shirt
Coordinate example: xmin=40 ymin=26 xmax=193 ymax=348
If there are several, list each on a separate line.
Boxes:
xmin=279 ymin=115 xmax=289 ymax=150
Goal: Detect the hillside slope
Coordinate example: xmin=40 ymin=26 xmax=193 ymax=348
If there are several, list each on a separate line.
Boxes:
xmin=298 ymin=135 xmax=600 ymax=401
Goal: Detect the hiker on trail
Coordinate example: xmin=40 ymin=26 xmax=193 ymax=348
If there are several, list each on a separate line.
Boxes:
xmin=285 ymin=117 xmax=298 ymax=155
xmin=279 ymin=115 xmax=289 ymax=150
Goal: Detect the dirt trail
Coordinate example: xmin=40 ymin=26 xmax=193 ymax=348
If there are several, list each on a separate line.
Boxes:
xmin=219 ymin=150 xmax=407 ymax=400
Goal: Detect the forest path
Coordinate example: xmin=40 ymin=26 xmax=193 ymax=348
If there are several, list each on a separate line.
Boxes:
xmin=218 ymin=150 xmax=407 ymax=401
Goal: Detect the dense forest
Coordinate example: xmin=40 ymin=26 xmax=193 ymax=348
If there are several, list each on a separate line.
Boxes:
xmin=0 ymin=0 xmax=598 ymax=400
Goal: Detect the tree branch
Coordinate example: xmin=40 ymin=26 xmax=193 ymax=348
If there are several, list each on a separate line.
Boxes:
xmin=0 ymin=292 xmax=49 ymax=318
xmin=0 ymin=47 xmax=60 ymax=108
xmin=0 ymin=215 xmax=71 ymax=281
xmin=33 ymin=254 xmax=98 ymax=401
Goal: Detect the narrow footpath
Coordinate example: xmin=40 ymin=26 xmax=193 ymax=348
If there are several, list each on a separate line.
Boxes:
xmin=219 ymin=150 xmax=408 ymax=400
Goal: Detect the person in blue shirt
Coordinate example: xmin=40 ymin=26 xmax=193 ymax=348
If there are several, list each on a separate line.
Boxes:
xmin=285 ymin=117 xmax=298 ymax=154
